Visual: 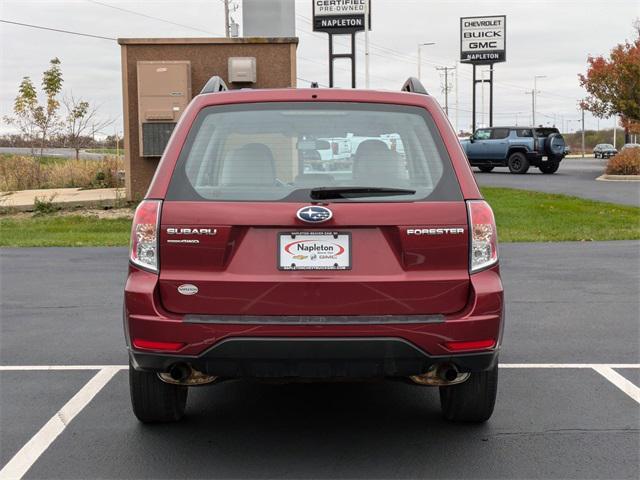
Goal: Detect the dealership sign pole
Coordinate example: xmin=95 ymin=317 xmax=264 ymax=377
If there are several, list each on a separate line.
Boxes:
xmin=313 ymin=0 xmax=372 ymax=88
xmin=460 ymin=15 xmax=506 ymax=131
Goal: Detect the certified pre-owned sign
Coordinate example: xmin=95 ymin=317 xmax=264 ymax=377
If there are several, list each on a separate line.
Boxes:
xmin=313 ymin=0 xmax=371 ymax=33
xmin=460 ymin=15 xmax=506 ymax=64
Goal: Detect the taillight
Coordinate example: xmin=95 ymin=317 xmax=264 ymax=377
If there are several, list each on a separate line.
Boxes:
xmin=332 ymin=142 xmax=339 ymax=154
xmin=444 ymin=339 xmax=496 ymax=352
xmin=132 ymin=339 xmax=185 ymax=351
xmin=130 ymin=199 xmax=161 ymax=272
xmin=467 ymin=200 xmax=498 ymax=273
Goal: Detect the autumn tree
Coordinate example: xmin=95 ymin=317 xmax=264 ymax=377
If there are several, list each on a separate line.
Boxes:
xmin=579 ymin=22 xmax=640 ymax=143
xmin=62 ymin=94 xmax=112 ymax=160
xmin=3 ymin=58 xmax=64 ymax=155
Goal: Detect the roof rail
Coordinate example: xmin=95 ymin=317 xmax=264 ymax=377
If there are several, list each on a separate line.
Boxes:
xmin=401 ymin=77 xmax=428 ymax=95
xmin=200 ymin=76 xmax=228 ymax=94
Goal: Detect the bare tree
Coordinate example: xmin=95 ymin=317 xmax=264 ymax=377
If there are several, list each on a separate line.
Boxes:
xmin=62 ymin=94 xmax=113 ymax=160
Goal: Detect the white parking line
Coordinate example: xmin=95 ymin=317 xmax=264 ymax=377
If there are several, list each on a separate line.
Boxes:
xmin=593 ymin=366 xmax=640 ymax=404
xmin=0 ymin=367 xmax=119 ymax=480
xmin=500 ymin=363 xmax=640 ymax=369
xmin=1 ymin=363 xmax=638 ymax=371
xmin=0 ymin=365 xmax=127 ymax=371
xmin=0 ymin=363 xmax=638 ymax=479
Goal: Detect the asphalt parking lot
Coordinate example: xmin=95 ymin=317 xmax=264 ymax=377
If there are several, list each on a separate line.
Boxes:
xmin=1 ymin=243 xmax=639 ymax=479
xmin=474 ymin=156 xmax=640 ymax=206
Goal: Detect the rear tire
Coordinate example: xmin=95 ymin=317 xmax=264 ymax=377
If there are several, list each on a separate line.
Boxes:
xmin=439 ymin=363 xmax=498 ymax=423
xmin=507 ymin=152 xmax=529 ymax=174
xmin=478 ymin=166 xmax=494 ymax=173
xmin=129 ymin=362 xmax=188 ymax=423
xmin=539 ymin=161 xmax=560 ymax=174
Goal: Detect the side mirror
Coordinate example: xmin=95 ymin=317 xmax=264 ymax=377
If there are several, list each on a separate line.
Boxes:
xmin=469 ymin=137 xmax=475 ymax=143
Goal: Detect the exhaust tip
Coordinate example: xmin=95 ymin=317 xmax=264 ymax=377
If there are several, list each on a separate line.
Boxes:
xmin=409 ymin=363 xmax=469 ymax=386
xmin=159 ymin=364 xmax=218 ymax=386
xmin=169 ymin=363 xmax=191 ymax=382
xmin=439 ymin=365 xmax=459 ymax=382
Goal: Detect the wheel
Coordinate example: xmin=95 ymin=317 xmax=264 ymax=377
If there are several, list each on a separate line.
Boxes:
xmin=594 ymin=153 xmax=599 ymax=158
xmin=129 ymin=361 xmax=188 ymax=423
xmin=539 ymin=161 xmax=560 ymax=174
xmin=439 ymin=363 xmax=498 ymax=423
xmin=507 ymin=152 xmax=529 ymax=174
xmin=478 ymin=166 xmax=494 ymax=173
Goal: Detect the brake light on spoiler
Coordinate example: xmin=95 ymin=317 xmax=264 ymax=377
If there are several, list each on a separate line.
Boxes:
xmin=130 ymin=200 xmax=161 ymax=273
xmin=467 ymin=200 xmax=498 ymax=273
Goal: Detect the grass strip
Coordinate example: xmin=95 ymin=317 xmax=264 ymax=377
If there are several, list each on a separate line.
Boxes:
xmin=0 ymin=188 xmax=638 ymax=247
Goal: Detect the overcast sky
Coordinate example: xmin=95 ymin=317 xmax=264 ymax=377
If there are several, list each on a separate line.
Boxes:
xmin=1 ymin=0 xmax=638 ymax=137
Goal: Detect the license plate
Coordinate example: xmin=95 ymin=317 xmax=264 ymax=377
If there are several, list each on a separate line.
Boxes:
xmin=278 ymin=232 xmax=351 ymax=270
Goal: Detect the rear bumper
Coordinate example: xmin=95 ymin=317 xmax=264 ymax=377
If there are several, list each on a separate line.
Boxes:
xmin=129 ymin=338 xmax=499 ymax=377
xmin=527 ymin=152 xmax=564 ymax=165
xmin=124 ymin=265 xmax=504 ymax=377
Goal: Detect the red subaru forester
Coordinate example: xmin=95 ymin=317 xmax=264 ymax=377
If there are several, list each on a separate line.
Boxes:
xmin=125 ymin=78 xmax=503 ymax=423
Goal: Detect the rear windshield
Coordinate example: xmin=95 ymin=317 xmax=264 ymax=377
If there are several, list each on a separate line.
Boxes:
xmin=534 ymin=128 xmax=560 ymax=137
xmin=166 ymin=102 xmax=461 ymax=202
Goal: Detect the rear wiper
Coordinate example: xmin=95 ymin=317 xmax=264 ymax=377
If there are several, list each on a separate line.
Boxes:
xmin=310 ymin=186 xmax=416 ymax=200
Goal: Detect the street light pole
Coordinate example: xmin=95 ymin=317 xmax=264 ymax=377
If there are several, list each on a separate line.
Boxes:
xmin=480 ymin=69 xmax=486 ymax=127
xmin=581 ymin=107 xmax=585 ymax=159
xmin=455 ymin=61 xmax=459 ymax=133
xmin=364 ymin=0 xmax=370 ymax=88
xmin=417 ymin=42 xmax=436 ymax=81
xmin=224 ymin=0 xmax=230 ymax=37
xmin=533 ymin=75 xmax=546 ymax=127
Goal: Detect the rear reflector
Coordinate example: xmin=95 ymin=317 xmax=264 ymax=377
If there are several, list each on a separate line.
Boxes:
xmin=467 ymin=200 xmax=498 ymax=273
xmin=130 ymin=200 xmax=161 ymax=272
xmin=132 ymin=339 xmax=185 ymax=351
xmin=444 ymin=339 xmax=496 ymax=352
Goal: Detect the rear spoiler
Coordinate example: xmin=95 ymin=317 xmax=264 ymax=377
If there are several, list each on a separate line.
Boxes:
xmin=401 ymin=77 xmax=428 ymax=95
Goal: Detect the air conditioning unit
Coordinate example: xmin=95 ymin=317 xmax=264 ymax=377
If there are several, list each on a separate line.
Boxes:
xmin=137 ymin=61 xmax=191 ymax=157
xmin=228 ymin=57 xmax=257 ymax=84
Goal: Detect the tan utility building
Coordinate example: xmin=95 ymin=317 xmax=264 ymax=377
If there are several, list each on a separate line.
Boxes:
xmin=118 ymin=37 xmax=299 ymax=200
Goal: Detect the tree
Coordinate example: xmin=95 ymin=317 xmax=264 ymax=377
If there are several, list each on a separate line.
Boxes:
xmin=579 ymin=22 xmax=640 ymax=143
xmin=3 ymin=58 xmax=64 ymax=155
xmin=62 ymin=94 xmax=112 ymax=160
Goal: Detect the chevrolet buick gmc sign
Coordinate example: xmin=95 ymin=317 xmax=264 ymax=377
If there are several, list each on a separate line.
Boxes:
xmin=313 ymin=0 xmax=371 ymax=33
xmin=460 ymin=15 xmax=506 ymax=64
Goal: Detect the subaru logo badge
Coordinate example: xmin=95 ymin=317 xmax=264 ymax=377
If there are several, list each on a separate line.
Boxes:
xmin=296 ymin=206 xmax=332 ymax=223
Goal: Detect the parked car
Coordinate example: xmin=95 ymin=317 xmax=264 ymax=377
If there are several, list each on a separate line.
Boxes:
xmin=125 ymin=77 xmax=503 ymax=424
xmin=460 ymin=126 xmax=567 ymax=174
xmin=316 ymin=137 xmax=352 ymax=170
xmin=621 ymin=143 xmax=640 ymax=151
xmin=593 ymin=144 xmax=618 ymax=158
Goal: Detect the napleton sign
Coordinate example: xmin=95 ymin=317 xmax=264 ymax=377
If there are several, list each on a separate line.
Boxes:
xmin=460 ymin=15 xmax=506 ymax=64
xmin=313 ymin=0 xmax=371 ymax=33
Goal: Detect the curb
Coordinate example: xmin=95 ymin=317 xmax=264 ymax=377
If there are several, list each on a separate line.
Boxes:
xmin=596 ymin=174 xmax=640 ymax=182
xmin=0 ymin=198 xmax=122 ymax=212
